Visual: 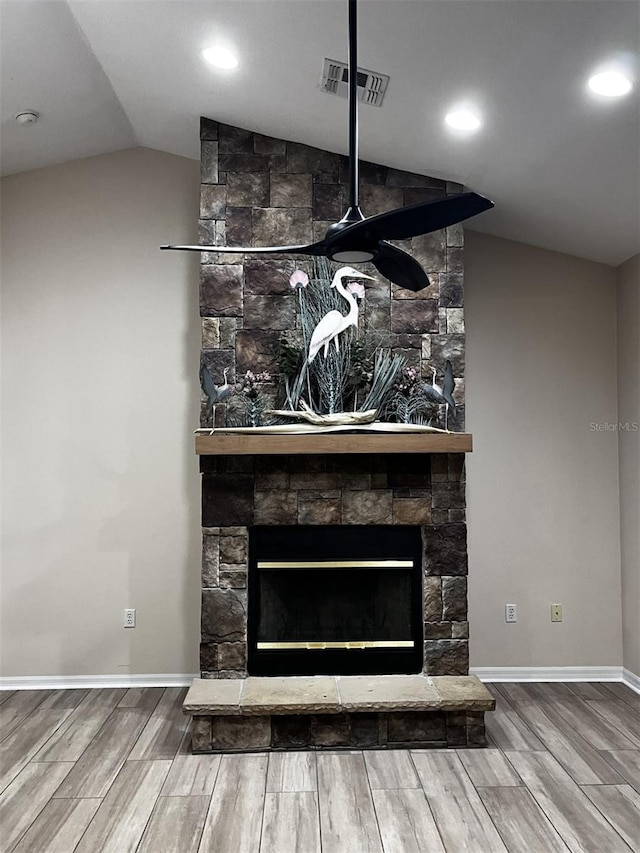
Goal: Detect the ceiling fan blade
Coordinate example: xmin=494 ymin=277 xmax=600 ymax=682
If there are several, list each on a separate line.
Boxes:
xmin=372 ymin=242 xmax=432 ymax=292
xmin=330 ymin=192 xmax=494 ymax=246
xmin=161 ymin=242 xmax=327 ymax=256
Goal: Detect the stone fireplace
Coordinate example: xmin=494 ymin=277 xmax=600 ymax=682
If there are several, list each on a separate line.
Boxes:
xmin=183 ymin=117 xmax=494 ymax=751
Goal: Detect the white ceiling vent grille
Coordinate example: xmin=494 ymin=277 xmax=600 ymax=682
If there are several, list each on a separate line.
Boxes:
xmin=320 ymin=58 xmax=389 ymax=107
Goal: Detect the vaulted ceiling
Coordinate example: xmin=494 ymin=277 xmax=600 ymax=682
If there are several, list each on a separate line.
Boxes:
xmin=1 ymin=0 xmax=638 ymax=265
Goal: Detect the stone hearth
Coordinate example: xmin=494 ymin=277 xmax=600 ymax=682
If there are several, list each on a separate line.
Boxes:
xmin=185 ymin=675 xmax=494 ymax=752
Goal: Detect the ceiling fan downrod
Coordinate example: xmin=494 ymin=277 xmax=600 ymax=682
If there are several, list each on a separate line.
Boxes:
xmin=346 ymin=0 xmax=362 ymax=219
xmin=326 ymin=0 xmax=376 ymax=263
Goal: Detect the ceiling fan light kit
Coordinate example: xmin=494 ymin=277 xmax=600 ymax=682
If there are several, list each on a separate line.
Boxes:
xmin=163 ymin=0 xmax=494 ymax=292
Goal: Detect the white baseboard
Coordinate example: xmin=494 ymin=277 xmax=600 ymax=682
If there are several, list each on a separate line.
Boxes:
xmin=622 ymin=667 xmax=640 ymax=694
xmin=471 ymin=665 xmax=640 ymax=695
xmin=0 ymin=673 xmax=198 ymax=691
xmin=471 ymin=665 xmax=624 ymax=683
xmin=2 ymin=668 xmax=639 ymax=695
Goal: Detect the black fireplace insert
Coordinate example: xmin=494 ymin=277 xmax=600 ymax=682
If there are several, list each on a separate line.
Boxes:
xmin=248 ymin=525 xmax=423 ymax=676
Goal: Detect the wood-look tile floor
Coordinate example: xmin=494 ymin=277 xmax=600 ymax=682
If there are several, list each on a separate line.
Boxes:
xmin=0 ymin=682 xmax=639 ymax=852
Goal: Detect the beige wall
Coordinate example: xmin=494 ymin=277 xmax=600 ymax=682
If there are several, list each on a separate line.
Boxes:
xmin=1 ymin=150 xmax=630 ymax=677
xmin=1 ymin=148 xmax=202 ymax=676
xmin=616 ymin=253 xmax=640 ymax=676
xmin=465 ymin=232 xmax=623 ymax=667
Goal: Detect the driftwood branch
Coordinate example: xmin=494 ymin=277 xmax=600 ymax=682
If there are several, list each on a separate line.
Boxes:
xmin=266 ymin=401 xmax=378 ymax=426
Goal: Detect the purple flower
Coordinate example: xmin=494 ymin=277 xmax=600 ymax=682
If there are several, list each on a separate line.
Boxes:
xmin=289 ymin=270 xmax=309 ymax=289
xmin=393 ymin=366 xmax=420 ymax=396
xmin=241 ymin=369 xmax=272 ymax=398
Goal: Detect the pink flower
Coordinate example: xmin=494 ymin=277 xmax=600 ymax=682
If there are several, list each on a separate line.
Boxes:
xmin=289 ymin=270 xmax=309 ymax=289
xmin=346 ymin=281 xmax=366 ymax=299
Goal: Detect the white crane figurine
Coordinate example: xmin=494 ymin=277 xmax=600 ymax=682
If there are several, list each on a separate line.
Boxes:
xmin=308 ymin=266 xmax=374 ymax=363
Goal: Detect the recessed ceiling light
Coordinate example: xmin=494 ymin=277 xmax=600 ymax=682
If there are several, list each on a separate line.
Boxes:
xmin=202 ymin=46 xmax=238 ymax=70
xmin=444 ymin=109 xmax=481 ymax=132
xmin=588 ymin=70 xmax=632 ymax=97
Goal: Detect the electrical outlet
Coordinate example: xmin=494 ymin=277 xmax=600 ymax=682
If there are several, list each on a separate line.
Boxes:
xmin=551 ymin=603 xmax=563 ymax=622
xmin=505 ymin=604 xmax=517 ymax=623
xmin=124 ymin=608 xmax=136 ymax=628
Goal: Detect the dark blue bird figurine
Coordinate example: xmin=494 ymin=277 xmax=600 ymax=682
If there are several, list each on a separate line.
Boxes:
xmin=200 ymin=364 xmax=234 ymax=423
xmin=422 ymin=360 xmax=457 ymax=429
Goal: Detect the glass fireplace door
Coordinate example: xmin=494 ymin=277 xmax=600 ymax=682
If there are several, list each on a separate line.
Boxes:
xmin=248 ymin=526 xmax=423 ymax=676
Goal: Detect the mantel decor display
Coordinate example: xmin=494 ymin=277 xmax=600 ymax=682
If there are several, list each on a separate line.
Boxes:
xmin=199 ymin=258 xmax=458 ymax=434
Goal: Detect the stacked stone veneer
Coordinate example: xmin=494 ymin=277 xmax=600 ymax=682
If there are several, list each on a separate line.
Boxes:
xmin=197 ymin=117 xmax=466 ymax=430
xmin=196 ymin=117 xmax=471 ymax=682
xmin=200 ymin=453 xmax=468 ymax=679
xmin=191 ymin=708 xmax=486 ymax=752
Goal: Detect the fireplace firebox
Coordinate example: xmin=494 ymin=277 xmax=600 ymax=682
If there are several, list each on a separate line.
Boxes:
xmin=248 ymin=525 xmax=423 ymax=676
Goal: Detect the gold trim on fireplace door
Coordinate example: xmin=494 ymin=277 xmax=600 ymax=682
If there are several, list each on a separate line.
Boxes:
xmin=256 ymin=560 xmax=413 ymax=569
xmin=256 ymin=640 xmax=415 ymax=650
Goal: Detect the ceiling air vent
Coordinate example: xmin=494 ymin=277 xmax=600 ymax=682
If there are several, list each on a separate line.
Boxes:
xmin=320 ymin=58 xmax=389 ymax=107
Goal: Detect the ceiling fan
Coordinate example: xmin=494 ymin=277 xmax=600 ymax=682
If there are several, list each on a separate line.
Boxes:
xmin=162 ymin=0 xmax=494 ymax=292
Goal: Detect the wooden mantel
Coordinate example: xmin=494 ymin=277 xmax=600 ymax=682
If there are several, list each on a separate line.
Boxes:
xmin=195 ymin=431 xmax=473 ymax=456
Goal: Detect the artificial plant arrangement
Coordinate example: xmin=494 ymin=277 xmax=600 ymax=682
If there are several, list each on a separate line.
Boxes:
xmin=200 ymin=258 xmax=457 ymax=431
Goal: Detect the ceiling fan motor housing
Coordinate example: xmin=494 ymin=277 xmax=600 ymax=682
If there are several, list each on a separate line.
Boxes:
xmin=325 ymin=210 xmax=376 ymax=263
